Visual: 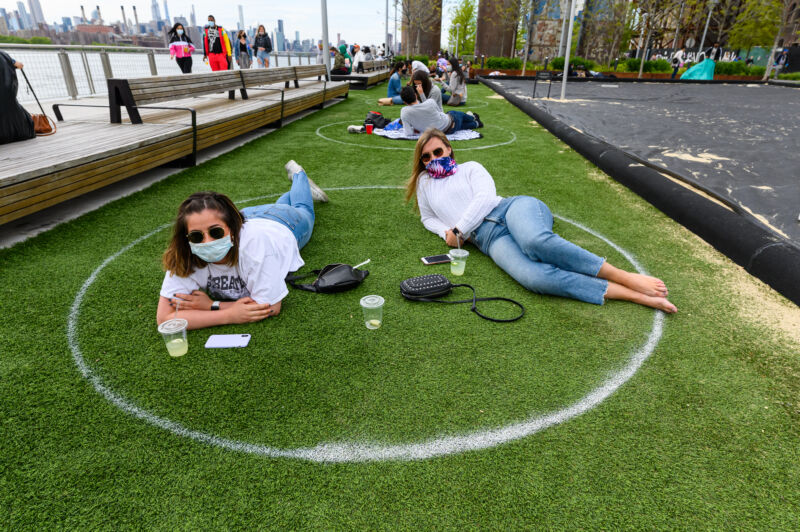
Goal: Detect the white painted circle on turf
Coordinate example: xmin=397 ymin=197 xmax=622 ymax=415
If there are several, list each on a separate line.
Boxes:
xmin=67 ymin=186 xmax=664 ymax=463
xmin=315 ymin=121 xmax=516 ymax=151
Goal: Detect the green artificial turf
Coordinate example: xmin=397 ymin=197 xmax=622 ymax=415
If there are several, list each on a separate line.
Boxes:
xmin=1 ymin=83 xmax=799 ymax=528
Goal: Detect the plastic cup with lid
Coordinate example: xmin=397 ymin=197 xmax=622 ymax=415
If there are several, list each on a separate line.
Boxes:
xmin=158 ymin=318 xmax=189 ymax=357
xmin=360 ymin=295 xmax=384 ymax=329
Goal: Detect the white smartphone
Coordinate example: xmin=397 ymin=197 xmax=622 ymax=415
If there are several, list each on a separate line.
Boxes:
xmin=421 ymin=254 xmax=452 ymax=265
xmin=205 ymin=334 xmax=251 ymax=348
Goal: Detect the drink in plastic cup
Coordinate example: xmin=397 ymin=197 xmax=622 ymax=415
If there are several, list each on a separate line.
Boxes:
xmin=158 ymin=318 xmax=189 ymax=357
xmin=449 ymin=249 xmax=469 ymax=276
xmin=360 ymin=295 xmax=384 ymax=329
xmin=365 ymin=123 xmax=374 ymax=134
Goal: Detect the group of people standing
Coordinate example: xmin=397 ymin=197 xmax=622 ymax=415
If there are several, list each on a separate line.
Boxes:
xmin=167 ymin=15 xmax=274 ymax=74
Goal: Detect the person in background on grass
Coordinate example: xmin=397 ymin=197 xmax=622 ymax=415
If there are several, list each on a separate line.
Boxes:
xmin=168 ymin=22 xmax=195 ymax=74
xmin=407 ymin=129 xmax=678 ymax=313
xmin=0 ymin=51 xmax=34 ymax=144
xmin=411 ymin=69 xmax=443 ymax=111
xmin=157 ymin=161 xmax=330 ymax=330
xmin=235 ymin=30 xmax=253 ymax=70
xmin=670 ymin=45 xmax=686 ymax=79
xmin=411 ymin=59 xmax=429 ymax=74
xmin=378 ymin=61 xmax=408 ymax=105
xmin=331 ymin=46 xmax=348 ymax=75
xmin=254 ymin=25 xmax=273 ymax=68
xmin=399 ymin=85 xmax=481 ymax=137
xmin=203 ymin=15 xmax=232 ymax=71
xmin=440 ymin=57 xmax=467 ymax=106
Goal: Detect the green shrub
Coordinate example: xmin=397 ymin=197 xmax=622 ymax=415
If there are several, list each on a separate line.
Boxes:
xmin=485 ymin=56 xmax=523 ymax=69
xmin=0 ymin=35 xmax=31 ymax=44
xmin=28 ymin=36 xmax=52 ymax=44
xmin=393 ymin=55 xmax=429 ymax=64
xmin=623 ymin=58 xmax=671 ymax=73
xmin=714 ymin=61 xmax=749 ymax=75
xmin=749 ymin=65 xmax=766 ymax=77
xmin=778 ymin=72 xmax=800 ymax=80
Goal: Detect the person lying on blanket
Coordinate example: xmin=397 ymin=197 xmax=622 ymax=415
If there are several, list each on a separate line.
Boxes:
xmin=406 ymin=128 xmax=677 ymax=313
xmin=399 ymin=85 xmax=483 ymax=137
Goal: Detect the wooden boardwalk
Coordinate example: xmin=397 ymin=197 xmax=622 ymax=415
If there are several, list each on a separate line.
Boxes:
xmin=1 ymin=76 xmax=348 ymax=226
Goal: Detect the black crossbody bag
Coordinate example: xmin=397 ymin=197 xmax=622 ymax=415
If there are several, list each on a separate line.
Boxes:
xmin=400 ymin=274 xmax=524 ymax=323
xmin=286 ymin=263 xmax=369 ymax=293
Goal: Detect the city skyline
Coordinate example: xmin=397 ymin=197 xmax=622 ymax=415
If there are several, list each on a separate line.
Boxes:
xmin=0 ymin=0 xmax=418 ymax=48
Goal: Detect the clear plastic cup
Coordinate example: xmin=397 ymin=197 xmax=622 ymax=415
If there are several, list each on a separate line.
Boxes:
xmin=449 ymin=249 xmax=469 ymax=276
xmin=158 ymin=318 xmax=189 ymax=357
xmin=360 ymin=295 xmax=384 ymax=329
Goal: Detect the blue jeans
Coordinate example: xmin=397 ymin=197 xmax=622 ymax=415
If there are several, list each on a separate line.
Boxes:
xmin=391 ymin=94 xmax=404 ymax=104
xmin=442 ymin=92 xmax=465 ymax=105
xmin=472 ymin=196 xmax=608 ymax=304
xmin=240 ymin=170 xmax=315 ymax=249
xmin=446 ymin=110 xmax=478 ymax=132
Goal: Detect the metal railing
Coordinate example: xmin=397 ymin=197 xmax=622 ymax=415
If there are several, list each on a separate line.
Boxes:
xmin=1 ymin=43 xmax=318 ymax=103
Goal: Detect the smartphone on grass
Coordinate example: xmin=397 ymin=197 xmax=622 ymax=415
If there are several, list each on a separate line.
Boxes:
xmin=421 ymin=254 xmax=451 ymax=265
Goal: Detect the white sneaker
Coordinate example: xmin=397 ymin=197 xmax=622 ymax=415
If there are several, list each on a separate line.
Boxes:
xmin=347 ymin=125 xmax=365 ymax=133
xmin=284 ymin=160 xmax=329 ymax=203
xmin=466 ymin=111 xmax=475 ymax=117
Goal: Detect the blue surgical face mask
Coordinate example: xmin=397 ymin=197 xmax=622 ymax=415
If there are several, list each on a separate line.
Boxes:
xmin=208 ymin=21 xmax=215 ymax=28
xmin=190 ymin=235 xmax=232 ymax=263
xmin=177 ymin=29 xmax=184 ymax=35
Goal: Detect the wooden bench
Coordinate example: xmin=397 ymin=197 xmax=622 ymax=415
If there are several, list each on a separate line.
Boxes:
xmin=107 ymin=70 xmax=246 ymax=125
xmin=331 ymin=60 xmax=390 ymax=89
xmin=0 ymin=66 xmax=350 ymax=227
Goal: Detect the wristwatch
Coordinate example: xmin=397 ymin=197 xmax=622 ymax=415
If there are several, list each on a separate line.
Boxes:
xmin=210 ymin=301 xmax=220 ymax=311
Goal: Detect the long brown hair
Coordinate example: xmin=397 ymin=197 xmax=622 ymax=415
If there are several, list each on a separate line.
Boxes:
xmin=405 ymin=128 xmax=454 ymax=207
xmin=162 ymin=191 xmax=244 ymax=277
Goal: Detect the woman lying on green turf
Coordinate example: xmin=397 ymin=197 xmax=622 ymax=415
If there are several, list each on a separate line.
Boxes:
xmin=407 ymin=129 xmax=677 ymax=313
xmin=156 ymin=161 xmax=329 ymax=330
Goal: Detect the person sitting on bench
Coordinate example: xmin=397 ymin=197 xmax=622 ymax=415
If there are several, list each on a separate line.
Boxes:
xmin=330 ymin=46 xmax=348 ymax=75
xmin=399 ymin=85 xmax=482 ymax=137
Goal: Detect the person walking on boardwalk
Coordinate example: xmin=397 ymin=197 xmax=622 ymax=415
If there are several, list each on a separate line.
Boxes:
xmin=235 ymin=30 xmax=253 ymax=70
xmin=407 ymin=129 xmax=677 ymax=313
xmin=168 ymin=22 xmax=195 ymax=74
xmin=670 ymin=46 xmax=686 ymax=79
xmin=203 ymin=15 xmax=232 ymax=72
xmin=157 ymin=161 xmax=330 ymax=330
xmin=254 ymin=25 xmax=272 ymax=68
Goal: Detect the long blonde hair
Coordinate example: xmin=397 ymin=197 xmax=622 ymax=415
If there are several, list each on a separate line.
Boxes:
xmin=405 ymin=128 xmax=454 ymax=207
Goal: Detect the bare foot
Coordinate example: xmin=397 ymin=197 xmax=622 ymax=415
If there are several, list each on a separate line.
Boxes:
xmin=622 ymin=272 xmax=668 ymax=297
xmin=638 ymin=294 xmax=678 ymax=314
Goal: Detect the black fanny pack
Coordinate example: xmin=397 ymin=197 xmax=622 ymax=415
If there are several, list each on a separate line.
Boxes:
xmin=287 ymin=263 xmax=369 ymax=293
xmin=400 ymin=274 xmax=524 ymax=322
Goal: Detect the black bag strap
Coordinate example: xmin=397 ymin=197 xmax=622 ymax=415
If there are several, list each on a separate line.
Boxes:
xmin=285 ymin=269 xmax=322 ymax=292
xmin=411 ymin=283 xmax=525 ymax=323
xmin=19 ymin=68 xmax=47 ymax=117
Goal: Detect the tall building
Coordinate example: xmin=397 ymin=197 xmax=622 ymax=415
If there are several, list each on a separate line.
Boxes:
xmin=28 ymin=0 xmax=44 ymax=26
xmin=0 ymin=8 xmax=8 ymax=28
xmin=275 ymin=19 xmax=286 ymax=51
xmin=238 ymin=5 xmax=244 ymax=31
xmin=151 ymin=0 xmax=162 ymax=23
xmin=163 ymin=0 xmax=170 ymax=24
xmin=16 ymin=2 xmax=31 ymax=29
xmin=190 ymin=5 xmax=196 ymax=27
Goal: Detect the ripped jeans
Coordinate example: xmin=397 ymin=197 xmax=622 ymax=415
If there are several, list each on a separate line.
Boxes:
xmin=471 ymin=196 xmax=608 ymax=304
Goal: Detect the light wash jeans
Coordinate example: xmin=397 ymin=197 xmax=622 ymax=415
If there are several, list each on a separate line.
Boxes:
xmin=240 ymin=170 xmax=315 ymax=249
xmin=472 ymin=196 xmax=608 ymax=304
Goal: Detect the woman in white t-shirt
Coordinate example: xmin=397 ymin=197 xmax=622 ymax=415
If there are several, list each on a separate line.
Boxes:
xmin=407 ymin=129 xmax=677 ymax=313
xmin=156 ymin=161 xmax=329 ymax=329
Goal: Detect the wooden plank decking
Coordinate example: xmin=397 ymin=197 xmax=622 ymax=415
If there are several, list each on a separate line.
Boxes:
xmin=1 ymin=78 xmax=349 ymax=226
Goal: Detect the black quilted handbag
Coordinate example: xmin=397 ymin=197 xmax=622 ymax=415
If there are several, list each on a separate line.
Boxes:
xmin=400 ymin=274 xmax=524 ymax=322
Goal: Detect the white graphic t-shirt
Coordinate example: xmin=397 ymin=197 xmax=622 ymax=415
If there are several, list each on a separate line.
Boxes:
xmin=160 ymin=219 xmax=304 ymax=305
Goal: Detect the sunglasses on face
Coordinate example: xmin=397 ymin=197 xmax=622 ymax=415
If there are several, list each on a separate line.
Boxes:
xmin=420 ymin=147 xmax=446 ymax=163
xmin=186 ymin=225 xmax=226 ymax=244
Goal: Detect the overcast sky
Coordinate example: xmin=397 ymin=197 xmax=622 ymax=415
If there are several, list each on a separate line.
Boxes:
xmin=5 ymin=0 xmax=465 ymax=47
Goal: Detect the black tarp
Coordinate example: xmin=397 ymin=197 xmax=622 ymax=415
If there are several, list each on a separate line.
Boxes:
xmin=0 ymin=50 xmax=35 ymax=145
xmin=493 ymin=79 xmax=800 ymax=245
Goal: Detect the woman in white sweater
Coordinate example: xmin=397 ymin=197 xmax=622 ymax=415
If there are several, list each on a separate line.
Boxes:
xmin=441 ymin=58 xmax=467 ymax=106
xmin=406 ymin=129 xmax=677 ymax=313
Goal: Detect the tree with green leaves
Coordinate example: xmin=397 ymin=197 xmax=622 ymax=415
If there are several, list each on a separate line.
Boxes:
xmin=447 ymin=0 xmax=478 ymax=55
xmin=728 ymin=0 xmax=779 ymax=55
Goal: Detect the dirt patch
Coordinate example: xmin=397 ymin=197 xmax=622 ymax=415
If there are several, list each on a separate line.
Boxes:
xmin=488 ymin=94 xmax=506 ymax=100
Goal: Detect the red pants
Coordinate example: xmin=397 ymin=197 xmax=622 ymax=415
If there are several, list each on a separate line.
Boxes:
xmin=208 ymin=53 xmax=229 ymax=71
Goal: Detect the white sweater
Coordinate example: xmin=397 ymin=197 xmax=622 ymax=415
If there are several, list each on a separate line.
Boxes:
xmin=416 ymin=160 xmax=503 ymax=240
